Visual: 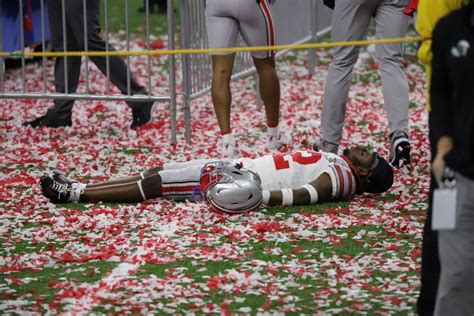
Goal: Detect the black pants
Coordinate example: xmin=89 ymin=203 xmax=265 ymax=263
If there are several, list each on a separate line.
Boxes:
xmin=417 ymin=113 xmax=441 ymax=316
xmin=44 ymin=0 xmax=145 ymax=123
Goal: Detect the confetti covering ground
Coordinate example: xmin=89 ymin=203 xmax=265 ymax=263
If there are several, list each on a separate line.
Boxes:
xmin=0 ymin=35 xmax=429 ymax=314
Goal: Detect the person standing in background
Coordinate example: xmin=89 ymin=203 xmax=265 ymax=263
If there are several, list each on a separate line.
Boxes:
xmin=315 ymin=0 xmax=411 ymax=169
xmin=415 ymin=0 xmax=469 ymax=314
xmin=205 ymin=0 xmax=289 ymax=158
xmin=430 ymin=2 xmax=474 ymax=314
xmin=24 ymin=0 xmax=155 ymax=129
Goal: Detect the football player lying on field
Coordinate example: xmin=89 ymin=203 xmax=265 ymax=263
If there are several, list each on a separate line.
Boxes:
xmin=39 ymin=146 xmax=394 ymax=215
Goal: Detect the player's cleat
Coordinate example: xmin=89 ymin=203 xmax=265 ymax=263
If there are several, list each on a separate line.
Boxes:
xmin=130 ymin=100 xmax=156 ymax=129
xmin=266 ymin=131 xmax=291 ymax=150
xmin=313 ymin=139 xmax=338 ymax=154
xmin=39 ymin=174 xmax=85 ymax=203
xmin=389 ymin=131 xmax=411 ymax=168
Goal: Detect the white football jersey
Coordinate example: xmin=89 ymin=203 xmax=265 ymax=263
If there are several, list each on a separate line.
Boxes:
xmin=234 ymin=151 xmax=357 ymax=199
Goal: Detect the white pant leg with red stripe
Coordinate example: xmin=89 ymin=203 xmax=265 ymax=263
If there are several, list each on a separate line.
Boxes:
xmin=160 ymin=159 xmax=221 ymax=202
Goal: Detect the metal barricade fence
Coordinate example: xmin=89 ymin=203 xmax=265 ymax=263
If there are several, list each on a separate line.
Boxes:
xmin=0 ymin=0 xmax=178 ymax=142
xmin=179 ymin=0 xmax=333 ymax=143
xmin=1 ymin=0 xmax=332 ymax=144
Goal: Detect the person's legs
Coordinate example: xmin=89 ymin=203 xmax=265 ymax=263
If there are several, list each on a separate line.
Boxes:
xmin=374 ymin=0 xmax=410 ymax=167
xmin=44 ymin=167 xmax=163 ymax=203
xmin=40 ymin=161 xmax=207 ymax=204
xmin=85 ymin=166 xmax=162 ymax=188
xmin=84 ymin=161 xmax=220 ymax=189
xmin=318 ymin=0 xmax=374 ymax=152
xmin=210 ymin=54 xmax=236 ymax=135
xmin=252 ymin=56 xmax=289 ymax=149
xmin=66 ymin=0 xmax=146 ymax=97
xmin=61 ymin=0 xmax=154 ymax=129
xmin=434 ymin=173 xmax=474 ymax=316
xmin=83 ymin=162 xmax=206 ymax=202
xmin=210 ymin=54 xmax=240 ymax=157
xmin=253 ymin=57 xmax=280 ymax=132
xmin=41 ymin=169 xmax=163 ymax=203
xmin=82 ymin=175 xmax=161 ymax=203
xmin=29 ymin=0 xmax=82 ymax=126
xmin=374 ymin=0 xmax=409 ymax=134
xmin=238 ymin=0 xmax=287 ymax=149
xmin=206 ymin=1 xmax=241 ymax=156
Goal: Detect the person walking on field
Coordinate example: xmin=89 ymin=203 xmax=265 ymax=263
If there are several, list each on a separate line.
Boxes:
xmin=205 ymin=0 xmax=289 ymax=158
xmin=316 ymin=0 xmax=411 ymax=169
xmin=414 ymin=0 xmax=470 ymax=314
xmin=24 ymin=0 xmax=155 ymax=129
xmin=430 ymin=2 xmax=474 ymax=314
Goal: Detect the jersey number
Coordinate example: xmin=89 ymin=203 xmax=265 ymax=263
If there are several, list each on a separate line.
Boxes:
xmin=273 ymin=152 xmax=322 ymax=170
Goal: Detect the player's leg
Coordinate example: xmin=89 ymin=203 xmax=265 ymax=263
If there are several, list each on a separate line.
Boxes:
xmin=206 ymin=0 xmax=240 ymax=157
xmin=80 ymin=163 xmax=205 ymax=203
xmin=210 ymin=54 xmax=236 ymax=136
xmin=374 ymin=0 xmax=410 ymax=167
xmin=82 ymin=173 xmax=163 ymax=203
xmin=86 ymin=166 xmax=162 ymax=188
xmin=86 ymin=158 xmax=217 ymax=190
xmin=252 ymin=56 xmax=286 ymax=149
xmin=65 ymin=0 xmax=154 ymax=129
xmin=40 ymin=162 xmax=205 ymax=204
xmin=239 ymin=0 xmax=287 ymax=149
xmin=40 ymin=168 xmax=163 ymax=203
xmin=253 ymin=57 xmax=279 ymax=127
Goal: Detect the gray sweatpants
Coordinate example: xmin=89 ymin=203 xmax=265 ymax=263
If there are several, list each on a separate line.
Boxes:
xmin=434 ymin=173 xmax=474 ymax=316
xmin=321 ymin=0 xmax=410 ymax=145
xmin=44 ymin=0 xmax=146 ymax=123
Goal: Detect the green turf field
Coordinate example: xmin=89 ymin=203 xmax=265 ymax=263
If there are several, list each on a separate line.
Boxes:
xmin=0 ymin=5 xmax=427 ymax=314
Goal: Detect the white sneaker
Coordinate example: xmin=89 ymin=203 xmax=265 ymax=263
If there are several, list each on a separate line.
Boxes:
xmin=266 ymin=131 xmax=291 ymax=150
xmin=222 ymin=142 xmax=240 ymax=158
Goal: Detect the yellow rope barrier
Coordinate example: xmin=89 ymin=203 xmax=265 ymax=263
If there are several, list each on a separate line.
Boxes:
xmin=0 ymin=36 xmax=423 ymax=58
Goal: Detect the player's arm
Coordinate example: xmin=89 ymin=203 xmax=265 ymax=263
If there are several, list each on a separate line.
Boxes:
xmin=262 ymin=164 xmax=356 ymax=207
xmin=262 ymin=174 xmax=333 ymax=206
